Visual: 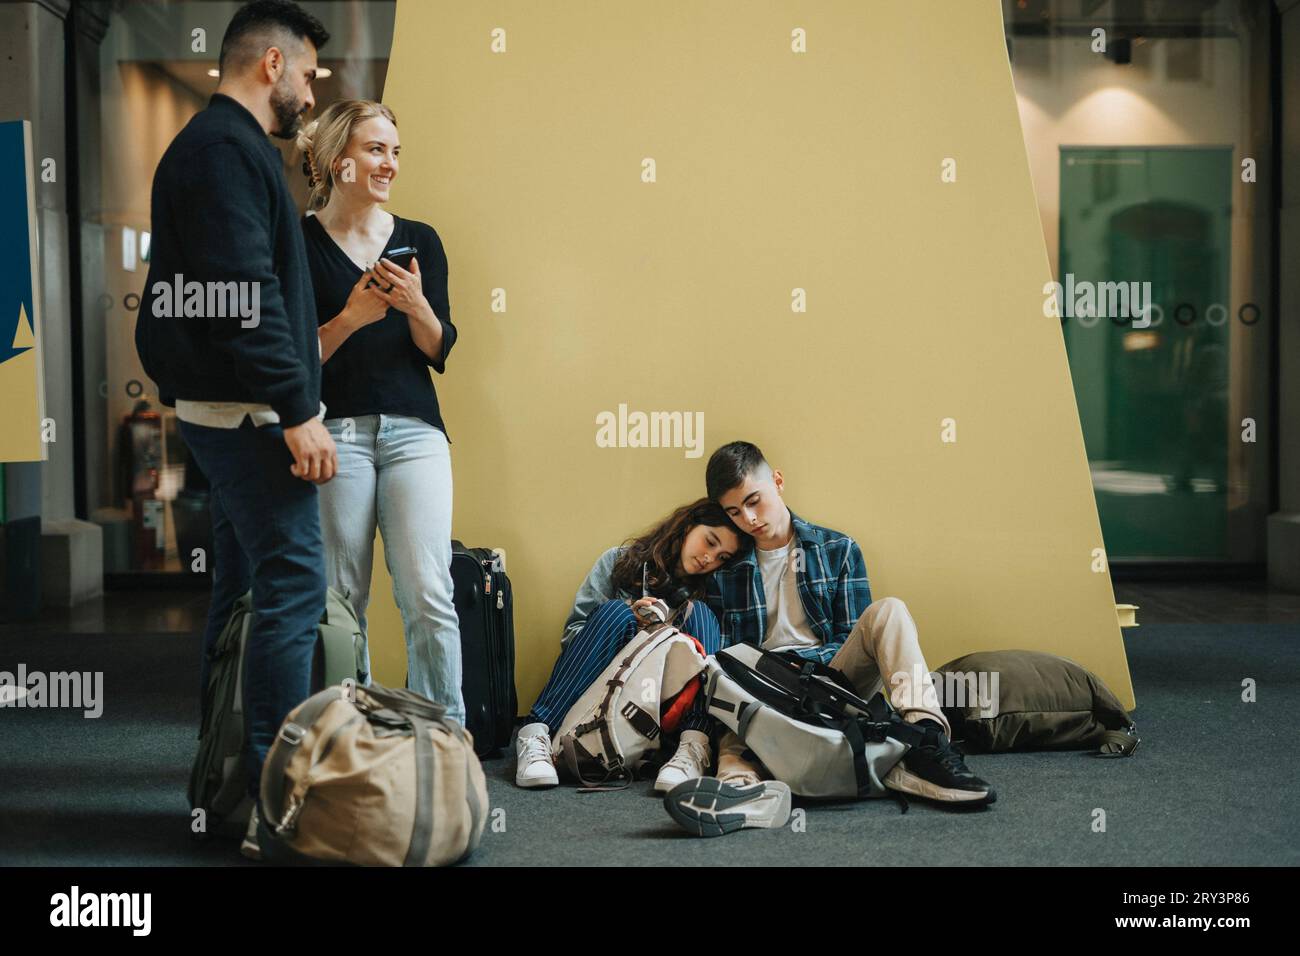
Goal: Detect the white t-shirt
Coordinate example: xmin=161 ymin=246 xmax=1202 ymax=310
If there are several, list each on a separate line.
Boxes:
xmin=755 ymin=534 xmax=820 ymax=652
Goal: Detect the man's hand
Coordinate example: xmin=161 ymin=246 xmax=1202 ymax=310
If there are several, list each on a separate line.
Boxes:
xmin=283 ymin=418 xmax=337 ymax=483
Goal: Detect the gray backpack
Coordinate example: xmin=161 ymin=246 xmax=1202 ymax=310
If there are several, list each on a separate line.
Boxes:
xmin=189 ymin=587 xmax=366 ymax=839
xmin=704 ymin=644 xmax=928 ymax=802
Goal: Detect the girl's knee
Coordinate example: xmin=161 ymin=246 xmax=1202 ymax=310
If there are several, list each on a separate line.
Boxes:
xmin=589 ymin=598 xmax=637 ymax=626
xmin=579 ymin=599 xmax=639 ymax=647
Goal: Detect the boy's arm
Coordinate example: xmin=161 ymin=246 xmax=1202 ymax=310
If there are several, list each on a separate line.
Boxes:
xmin=817 ymin=538 xmax=872 ymax=663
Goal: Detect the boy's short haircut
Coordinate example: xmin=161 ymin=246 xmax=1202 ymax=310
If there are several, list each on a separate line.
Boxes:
xmin=706 ymin=441 xmax=769 ymax=502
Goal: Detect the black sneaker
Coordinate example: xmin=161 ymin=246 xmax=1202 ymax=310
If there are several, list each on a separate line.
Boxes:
xmin=664 ymin=776 xmax=793 ymax=837
xmin=884 ymin=727 xmax=996 ymax=807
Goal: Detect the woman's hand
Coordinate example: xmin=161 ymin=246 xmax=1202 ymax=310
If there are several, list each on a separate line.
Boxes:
xmin=342 ymin=271 xmax=389 ymax=329
xmin=629 ymin=597 xmax=658 ymax=620
xmin=374 ymin=254 xmax=447 ymax=364
xmin=319 ymin=273 xmax=389 ymax=364
xmin=370 ymin=256 xmax=425 ymax=317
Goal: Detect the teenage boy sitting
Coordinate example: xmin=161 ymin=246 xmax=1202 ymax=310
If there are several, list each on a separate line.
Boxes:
xmin=682 ymin=441 xmax=995 ymax=827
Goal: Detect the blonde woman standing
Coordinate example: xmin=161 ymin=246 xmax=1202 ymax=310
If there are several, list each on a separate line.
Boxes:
xmin=296 ymin=100 xmax=464 ymax=724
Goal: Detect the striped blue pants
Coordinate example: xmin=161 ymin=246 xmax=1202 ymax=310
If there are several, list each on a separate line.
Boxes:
xmin=527 ymin=598 xmax=721 ymax=733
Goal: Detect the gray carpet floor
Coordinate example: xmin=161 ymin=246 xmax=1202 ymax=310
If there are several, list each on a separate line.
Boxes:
xmin=1 ymin=622 xmax=1295 ymax=866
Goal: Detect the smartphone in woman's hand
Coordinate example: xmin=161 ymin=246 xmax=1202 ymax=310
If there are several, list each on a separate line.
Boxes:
xmin=367 ymin=246 xmax=418 ymax=291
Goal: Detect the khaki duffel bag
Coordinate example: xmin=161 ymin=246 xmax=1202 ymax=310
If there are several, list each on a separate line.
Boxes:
xmin=258 ymin=683 xmax=489 ymax=866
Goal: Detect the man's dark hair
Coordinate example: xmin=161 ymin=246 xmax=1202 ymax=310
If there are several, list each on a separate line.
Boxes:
xmin=706 ymin=441 xmax=770 ymax=502
xmin=219 ymin=0 xmax=330 ymax=76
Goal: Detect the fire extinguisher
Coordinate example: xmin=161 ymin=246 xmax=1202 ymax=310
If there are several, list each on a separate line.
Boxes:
xmin=120 ymin=400 xmax=164 ymax=570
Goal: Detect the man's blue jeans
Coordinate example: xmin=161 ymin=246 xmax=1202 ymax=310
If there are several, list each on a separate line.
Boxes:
xmin=182 ymin=418 xmax=327 ymax=798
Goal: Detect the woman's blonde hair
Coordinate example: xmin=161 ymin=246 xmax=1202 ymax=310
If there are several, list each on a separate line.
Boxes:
xmin=296 ymin=99 xmax=397 ymax=211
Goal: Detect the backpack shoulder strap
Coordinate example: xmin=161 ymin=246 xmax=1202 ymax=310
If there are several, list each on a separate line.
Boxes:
xmin=260 ymin=688 xmax=347 ymax=835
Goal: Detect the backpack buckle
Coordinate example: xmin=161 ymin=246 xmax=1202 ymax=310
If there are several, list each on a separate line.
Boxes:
xmin=863 ymin=721 xmax=891 ymax=743
xmin=620 ymin=701 xmax=660 ymax=739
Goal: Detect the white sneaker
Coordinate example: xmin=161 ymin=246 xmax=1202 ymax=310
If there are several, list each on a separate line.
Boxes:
xmin=654 ymin=729 xmax=711 ymax=794
xmin=240 ymin=805 xmax=262 ymax=861
xmin=515 ymin=722 xmax=559 ymax=788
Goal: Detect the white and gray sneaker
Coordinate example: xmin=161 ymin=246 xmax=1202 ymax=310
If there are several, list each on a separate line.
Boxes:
xmin=663 ymin=776 xmax=793 ymax=838
xmin=654 ymin=729 xmax=711 ymax=794
xmin=515 ymin=722 xmax=559 ymax=788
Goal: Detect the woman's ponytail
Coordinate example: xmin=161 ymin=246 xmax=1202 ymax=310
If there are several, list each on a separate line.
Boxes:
xmin=296 ymin=118 xmax=328 ymax=211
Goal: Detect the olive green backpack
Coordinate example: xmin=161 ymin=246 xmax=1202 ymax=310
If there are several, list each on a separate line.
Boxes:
xmin=936 ymin=649 xmax=1139 ymax=757
xmin=189 ymin=587 xmax=367 ymax=840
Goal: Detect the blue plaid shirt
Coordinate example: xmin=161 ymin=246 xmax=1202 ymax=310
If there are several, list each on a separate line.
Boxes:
xmin=705 ymin=511 xmax=872 ymax=665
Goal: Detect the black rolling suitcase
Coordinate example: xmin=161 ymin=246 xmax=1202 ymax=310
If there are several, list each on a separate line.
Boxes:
xmin=451 ymin=540 xmax=517 ymax=756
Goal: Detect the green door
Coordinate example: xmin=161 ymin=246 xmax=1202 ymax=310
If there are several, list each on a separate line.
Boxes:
xmin=1059 ymin=146 xmax=1232 ymax=559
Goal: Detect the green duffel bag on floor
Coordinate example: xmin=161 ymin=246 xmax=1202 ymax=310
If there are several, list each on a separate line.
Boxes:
xmin=189 ymin=587 xmax=367 ymax=840
xmin=935 ymin=649 xmax=1139 ymax=757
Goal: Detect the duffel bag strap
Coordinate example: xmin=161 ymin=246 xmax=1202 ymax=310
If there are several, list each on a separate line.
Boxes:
xmin=403 ymin=715 xmax=438 ymax=866
xmin=361 ymin=684 xmax=448 ymax=723
xmin=261 ymin=688 xmax=347 ymax=836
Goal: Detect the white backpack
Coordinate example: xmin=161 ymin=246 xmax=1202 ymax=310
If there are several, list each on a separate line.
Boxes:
xmin=704 ymin=643 xmax=927 ymax=800
xmin=553 ymin=615 xmax=709 ymax=789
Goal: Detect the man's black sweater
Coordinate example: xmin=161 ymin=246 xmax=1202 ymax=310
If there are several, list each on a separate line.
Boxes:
xmin=135 ymin=93 xmax=320 ymax=428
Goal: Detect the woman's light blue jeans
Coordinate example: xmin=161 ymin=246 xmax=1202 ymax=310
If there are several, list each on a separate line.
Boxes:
xmin=318 ymin=413 xmax=465 ymax=724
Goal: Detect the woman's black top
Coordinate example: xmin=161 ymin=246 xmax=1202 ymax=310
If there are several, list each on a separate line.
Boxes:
xmin=301 ymin=212 xmax=457 ymax=440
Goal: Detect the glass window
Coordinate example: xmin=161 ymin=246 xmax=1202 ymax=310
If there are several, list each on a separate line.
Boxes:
xmin=82 ymin=0 xmax=396 ymax=577
xmin=1005 ymin=0 xmax=1275 ymax=563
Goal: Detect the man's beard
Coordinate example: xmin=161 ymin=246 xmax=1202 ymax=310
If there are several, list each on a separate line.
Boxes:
xmin=269 ymin=77 xmax=306 ymax=140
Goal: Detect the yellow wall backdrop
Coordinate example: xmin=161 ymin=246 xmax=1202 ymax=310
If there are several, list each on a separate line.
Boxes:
xmin=366 ymin=0 xmax=1137 ymax=711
